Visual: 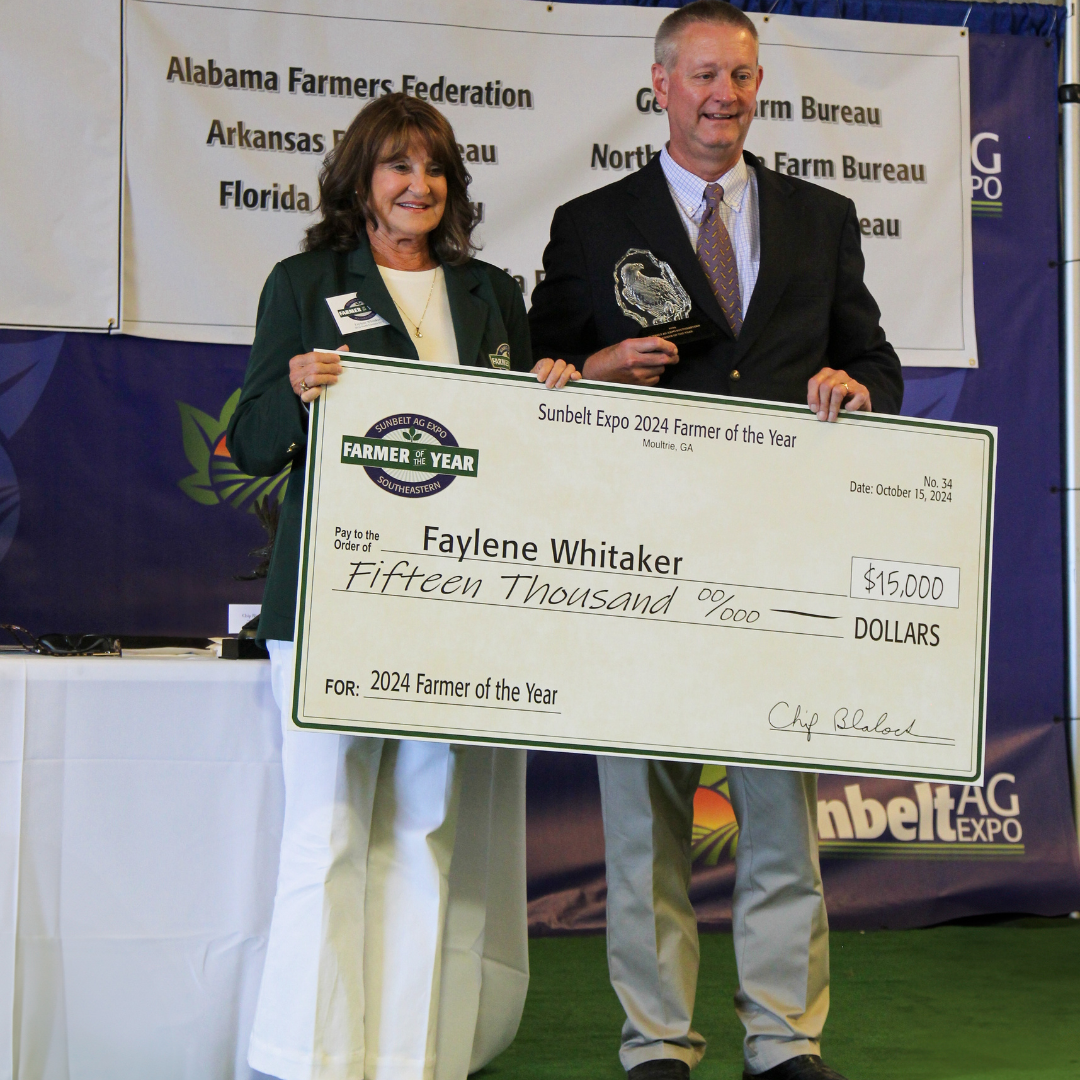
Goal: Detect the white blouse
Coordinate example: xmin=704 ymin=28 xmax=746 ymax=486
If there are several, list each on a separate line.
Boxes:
xmin=377 ymin=265 xmax=458 ymax=365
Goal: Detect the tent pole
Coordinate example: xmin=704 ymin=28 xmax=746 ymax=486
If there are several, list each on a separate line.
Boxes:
xmin=1063 ymin=0 xmax=1080 ymax=848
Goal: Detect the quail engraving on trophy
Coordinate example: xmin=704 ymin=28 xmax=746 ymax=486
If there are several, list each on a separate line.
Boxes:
xmin=613 ymin=248 xmax=717 ymax=346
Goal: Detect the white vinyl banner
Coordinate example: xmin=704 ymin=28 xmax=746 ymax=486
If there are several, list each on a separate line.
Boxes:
xmin=0 ymin=3 xmax=121 ymax=332
xmin=121 ymin=0 xmax=975 ymax=367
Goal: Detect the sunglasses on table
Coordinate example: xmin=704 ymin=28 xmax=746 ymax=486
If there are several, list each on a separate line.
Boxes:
xmin=2 ymin=624 xmax=121 ymax=657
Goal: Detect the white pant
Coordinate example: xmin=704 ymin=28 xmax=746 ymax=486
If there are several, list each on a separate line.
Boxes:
xmin=249 ymin=641 xmax=529 ymax=1080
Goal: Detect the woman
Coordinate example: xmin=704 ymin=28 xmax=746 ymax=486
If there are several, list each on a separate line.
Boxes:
xmin=227 ymin=93 xmax=576 ymax=1080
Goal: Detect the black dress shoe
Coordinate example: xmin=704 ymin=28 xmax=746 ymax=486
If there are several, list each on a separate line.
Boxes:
xmin=744 ymin=1055 xmax=849 ymax=1080
xmin=628 ymin=1060 xmax=691 ymax=1080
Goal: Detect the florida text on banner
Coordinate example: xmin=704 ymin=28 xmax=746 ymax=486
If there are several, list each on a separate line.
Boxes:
xmin=293 ymin=356 xmax=995 ymax=782
xmin=121 ymin=0 xmax=975 ymax=366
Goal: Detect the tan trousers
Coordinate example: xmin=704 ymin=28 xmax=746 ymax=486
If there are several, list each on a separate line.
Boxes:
xmin=597 ymin=758 xmax=829 ymax=1075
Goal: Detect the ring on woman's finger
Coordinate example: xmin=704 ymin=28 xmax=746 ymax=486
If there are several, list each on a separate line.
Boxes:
xmin=841 ymin=382 xmax=850 ymax=394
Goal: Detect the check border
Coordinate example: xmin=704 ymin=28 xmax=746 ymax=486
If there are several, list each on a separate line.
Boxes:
xmin=292 ymin=354 xmax=994 ymax=783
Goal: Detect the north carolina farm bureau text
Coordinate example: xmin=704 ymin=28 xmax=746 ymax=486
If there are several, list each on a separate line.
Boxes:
xmin=166 ymin=57 xmax=534 ymax=108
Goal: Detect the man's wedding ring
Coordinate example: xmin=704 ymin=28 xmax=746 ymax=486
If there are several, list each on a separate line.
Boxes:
xmin=300 ymin=379 xmax=310 ymax=393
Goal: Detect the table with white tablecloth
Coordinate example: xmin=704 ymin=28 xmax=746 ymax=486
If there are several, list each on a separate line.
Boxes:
xmin=0 ymin=655 xmax=528 ymax=1080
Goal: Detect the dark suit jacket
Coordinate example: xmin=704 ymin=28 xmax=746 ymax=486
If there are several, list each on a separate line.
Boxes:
xmin=227 ymin=238 xmax=532 ymax=641
xmin=528 ymin=152 xmax=903 ymax=412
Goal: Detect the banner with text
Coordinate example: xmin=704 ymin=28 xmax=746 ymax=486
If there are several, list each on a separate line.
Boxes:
xmin=122 ymin=0 xmax=976 ymax=366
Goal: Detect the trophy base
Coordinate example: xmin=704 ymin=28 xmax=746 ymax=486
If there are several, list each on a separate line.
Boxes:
xmin=642 ymin=318 xmax=718 ymax=346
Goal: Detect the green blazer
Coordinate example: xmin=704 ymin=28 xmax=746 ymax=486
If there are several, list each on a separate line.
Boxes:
xmin=226 ymin=238 xmax=533 ymax=642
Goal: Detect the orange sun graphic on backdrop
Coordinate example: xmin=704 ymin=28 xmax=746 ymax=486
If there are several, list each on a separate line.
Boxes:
xmin=692 ymin=765 xmax=739 ymax=865
xmin=177 ymin=389 xmax=289 ymax=511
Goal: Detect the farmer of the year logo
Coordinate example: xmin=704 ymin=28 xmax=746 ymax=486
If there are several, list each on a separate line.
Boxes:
xmin=339 ymin=296 xmax=383 ymax=327
xmin=340 ymin=413 xmax=480 ymax=498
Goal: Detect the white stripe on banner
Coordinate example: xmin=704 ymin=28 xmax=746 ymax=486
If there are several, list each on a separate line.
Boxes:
xmin=0 ymin=4 xmax=121 ymax=333
xmin=123 ymin=0 xmax=971 ymax=365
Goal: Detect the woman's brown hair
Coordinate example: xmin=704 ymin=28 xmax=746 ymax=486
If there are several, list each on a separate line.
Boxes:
xmin=303 ymin=93 xmax=477 ymax=264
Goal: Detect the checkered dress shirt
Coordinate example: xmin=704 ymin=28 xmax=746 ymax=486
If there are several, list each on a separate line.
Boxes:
xmin=660 ymin=147 xmax=760 ymax=319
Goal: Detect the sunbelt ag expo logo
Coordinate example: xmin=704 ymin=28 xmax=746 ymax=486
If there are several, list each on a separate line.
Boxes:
xmin=341 ymin=413 xmax=478 ymax=498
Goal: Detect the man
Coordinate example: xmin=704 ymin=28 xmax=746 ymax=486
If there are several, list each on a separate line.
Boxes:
xmin=528 ymin=4 xmax=903 ymax=1080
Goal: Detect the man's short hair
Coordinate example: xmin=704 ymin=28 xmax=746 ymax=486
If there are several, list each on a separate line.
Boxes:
xmin=654 ymin=1 xmax=759 ymax=69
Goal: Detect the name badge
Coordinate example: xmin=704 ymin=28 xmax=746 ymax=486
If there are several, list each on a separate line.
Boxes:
xmin=326 ymin=293 xmax=390 ymax=336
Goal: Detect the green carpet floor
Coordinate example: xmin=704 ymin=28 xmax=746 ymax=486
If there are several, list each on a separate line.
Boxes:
xmin=480 ymin=918 xmax=1080 ymax=1080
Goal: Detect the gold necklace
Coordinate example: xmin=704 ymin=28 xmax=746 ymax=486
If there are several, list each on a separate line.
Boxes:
xmin=395 ymin=270 xmax=438 ymax=339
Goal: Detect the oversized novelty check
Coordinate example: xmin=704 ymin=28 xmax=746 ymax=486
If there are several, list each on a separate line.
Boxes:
xmin=293 ymin=354 xmax=995 ymax=783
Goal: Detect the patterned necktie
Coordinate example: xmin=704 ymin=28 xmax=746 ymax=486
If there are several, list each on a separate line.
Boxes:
xmin=696 ymin=183 xmax=743 ymax=336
